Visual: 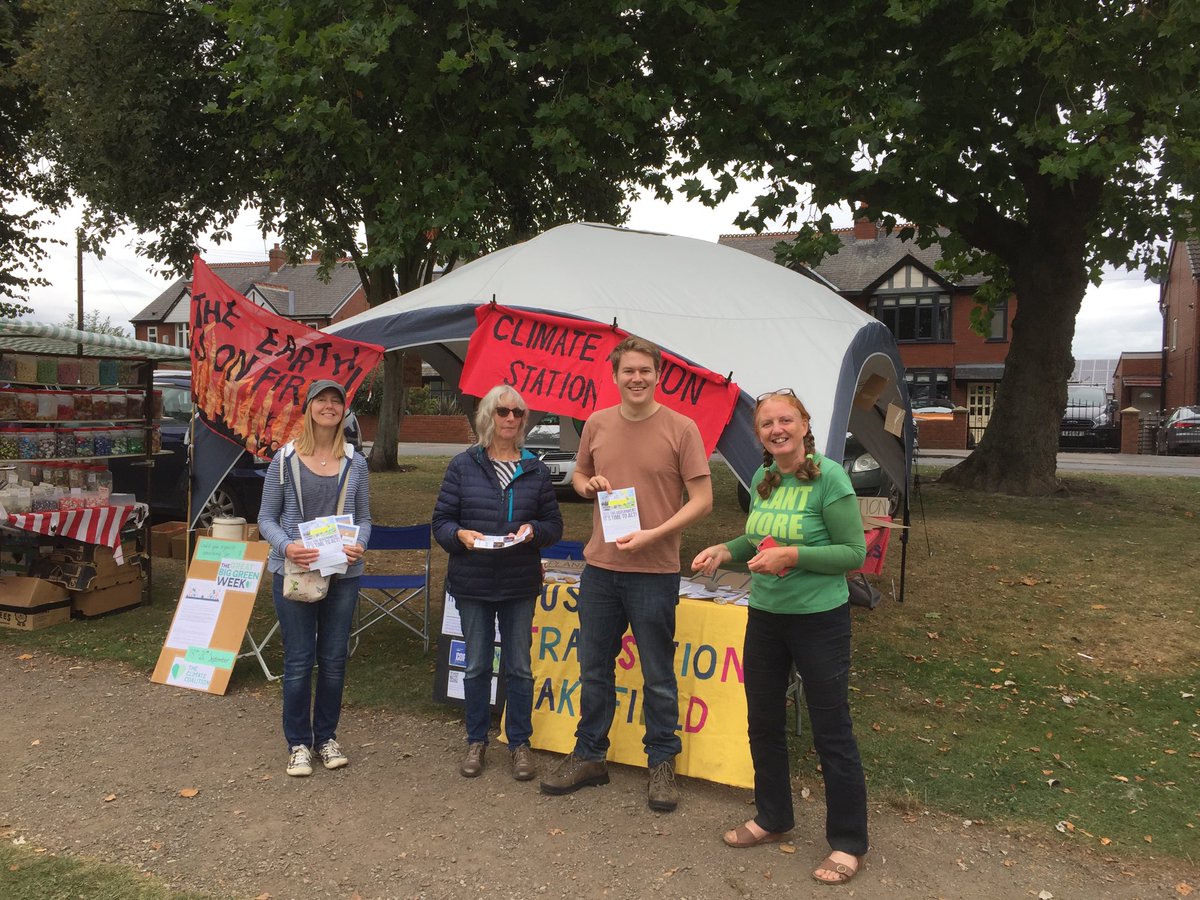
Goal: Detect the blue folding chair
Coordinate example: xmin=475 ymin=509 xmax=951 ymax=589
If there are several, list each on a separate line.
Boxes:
xmin=351 ymin=523 xmax=432 ymax=652
xmin=542 ymin=539 xmax=584 ymax=560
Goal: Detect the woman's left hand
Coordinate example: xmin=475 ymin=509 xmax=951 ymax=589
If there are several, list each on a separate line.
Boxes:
xmin=344 ymin=542 xmax=366 ymax=564
xmin=510 ymin=523 xmax=534 ymax=544
xmin=747 ymin=545 xmax=795 ymax=576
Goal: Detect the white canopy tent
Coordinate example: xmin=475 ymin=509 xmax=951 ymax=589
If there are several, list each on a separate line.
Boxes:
xmin=328 ymin=223 xmax=913 ymax=501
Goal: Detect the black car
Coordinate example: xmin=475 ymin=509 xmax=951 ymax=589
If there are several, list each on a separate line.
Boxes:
xmin=109 ymin=372 xmax=270 ymax=526
xmin=736 ymin=434 xmax=898 ymax=514
xmin=1059 ymin=384 xmax=1119 ymax=451
xmin=1157 ymin=406 xmax=1200 ymax=456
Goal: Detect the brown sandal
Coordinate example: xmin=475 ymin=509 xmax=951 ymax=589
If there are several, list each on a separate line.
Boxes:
xmin=812 ymin=853 xmax=860 ymax=885
xmin=722 ymin=822 xmax=792 ymax=848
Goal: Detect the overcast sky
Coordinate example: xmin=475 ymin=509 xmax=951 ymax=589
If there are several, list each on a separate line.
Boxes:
xmin=20 ymin=189 xmax=1163 ymax=360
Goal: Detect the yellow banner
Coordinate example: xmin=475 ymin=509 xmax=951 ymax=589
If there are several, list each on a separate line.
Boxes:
xmin=520 ymin=583 xmax=753 ymax=788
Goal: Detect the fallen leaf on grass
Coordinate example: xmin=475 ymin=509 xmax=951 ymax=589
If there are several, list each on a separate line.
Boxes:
xmin=1091 ymin=604 xmax=1106 ymax=610
xmin=780 ymin=844 xmax=795 ymax=854
xmin=7 ymin=864 xmax=18 ymax=871
xmin=548 ymin=828 xmax=565 ymax=836
xmin=103 ymin=794 xmax=116 ymax=803
xmin=1177 ymin=883 xmax=1194 ymax=896
xmin=150 ymin=841 xmax=162 ymax=851
xmin=17 ymin=654 xmax=33 ymax=660
xmin=1038 ymin=892 xmax=1054 ymax=900
xmin=30 ymin=739 xmax=39 ymax=747
xmin=1100 ymin=837 xmax=1112 ymax=846
xmin=800 ymin=786 xmax=811 ymax=800
xmin=178 ymin=788 xmax=199 ymax=798
xmin=254 ymin=893 xmax=271 ymax=900
xmin=1020 ymin=576 xmax=1039 ymax=586
xmin=1112 ymin=775 xmax=1129 ymax=783
xmin=1144 ymin=835 xmax=1153 ymax=843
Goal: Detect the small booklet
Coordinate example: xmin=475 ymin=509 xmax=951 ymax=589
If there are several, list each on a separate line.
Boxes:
xmin=598 ymin=487 xmax=640 ymax=543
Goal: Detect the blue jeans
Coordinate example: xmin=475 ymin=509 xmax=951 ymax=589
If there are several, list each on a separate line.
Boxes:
xmin=272 ymin=574 xmax=360 ymax=749
xmin=457 ymin=596 xmax=536 ymax=747
xmin=743 ymin=603 xmax=868 ymax=856
xmin=573 ymin=565 xmax=682 ymax=767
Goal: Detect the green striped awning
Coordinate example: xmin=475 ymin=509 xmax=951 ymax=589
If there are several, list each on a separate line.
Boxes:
xmin=0 ymin=319 xmax=189 ymax=361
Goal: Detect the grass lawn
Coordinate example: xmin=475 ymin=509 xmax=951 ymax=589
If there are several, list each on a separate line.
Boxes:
xmin=3 ymin=458 xmax=1198 ymax=862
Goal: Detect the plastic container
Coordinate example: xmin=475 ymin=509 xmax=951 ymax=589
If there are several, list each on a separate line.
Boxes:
xmin=99 ymin=358 xmax=119 ymax=385
xmin=0 ymin=354 xmax=16 ymax=381
xmin=73 ymin=428 xmax=95 ymax=458
xmin=72 ymin=392 xmax=94 ymax=420
xmin=35 ymin=429 xmax=56 ymax=460
xmin=107 ymin=390 xmax=127 ymax=420
xmin=118 ymin=361 xmax=138 ymax=385
xmin=55 ymin=429 xmax=74 ymax=459
xmin=68 ymin=462 xmax=85 ymax=489
xmin=0 ymin=389 xmax=16 ymax=419
xmin=151 ymin=390 xmax=163 ymax=419
xmin=55 ymin=391 xmax=75 ymax=422
xmin=78 ymin=358 xmax=99 ymax=385
xmin=0 ymin=426 xmax=18 ymax=461
xmin=126 ymin=429 xmax=146 ymax=455
xmin=57 ymin=359 xmax=80 ymax=385
xmin=126 ymin=390 xmax=145 ymax=419
xmin=35 ymin=391 xmax=56 ymax=421
xmin=16 ymin=390 xmax=38 ymax=419
xmin=16 ymin=356 xmax=37 ymax=383
xmin=91 ymin=391 xmax=111 ymax=419
xmin=17 ymin=429 xmax=42 ymax=460
xmin=49 ymin=462 xmax=70 ymax=488
xmin=37 ymin=357 xmax=58 ymax=384
xmin=110 ymin=428 xmax=129 ymax=456
xmin=150 ymin=428 xmax=161 ymax=454
xmin=92 ymin=428 xmax=114 ymax=457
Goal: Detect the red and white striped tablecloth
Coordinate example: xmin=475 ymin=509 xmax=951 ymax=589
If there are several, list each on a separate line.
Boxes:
xmin=4 ymin=504 xmax=148 ymax=564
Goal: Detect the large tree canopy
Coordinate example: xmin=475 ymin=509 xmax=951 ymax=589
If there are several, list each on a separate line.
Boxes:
xmin=655 ymin=0 xmax=1200 ymax=495
xmin=24 ymin=0 xmax=672 ymax=468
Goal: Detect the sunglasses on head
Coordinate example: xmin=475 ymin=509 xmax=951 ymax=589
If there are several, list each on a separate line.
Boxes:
xmin=755 ymin=388 xmax=798 ymax=402
xmin=495 ymin=406 xmax=527 ymax=419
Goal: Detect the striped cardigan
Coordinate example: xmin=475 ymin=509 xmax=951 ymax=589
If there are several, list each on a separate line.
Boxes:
xmin=257 ymin=442 xmax=373 ymax=576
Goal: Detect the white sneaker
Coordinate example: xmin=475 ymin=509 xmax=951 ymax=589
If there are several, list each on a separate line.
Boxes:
xmin=317 ymin=738 xmax=349 ymax=770
xmin=286 ymin=744 xmax=314 ymax=777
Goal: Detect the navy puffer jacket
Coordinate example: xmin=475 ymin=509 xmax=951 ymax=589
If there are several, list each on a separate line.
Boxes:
xmin=432 ymin=446 xmax=564 ymax=604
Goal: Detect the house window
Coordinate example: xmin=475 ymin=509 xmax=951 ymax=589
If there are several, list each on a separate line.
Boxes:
xmin=904 ymin=369 xmax=952 ymax=402
xmin=176 ymin=324 xmax=190 ymax=347
xmin=146 ymin=326 xmax=157 ymax=342
xmin=306 ymin=321 xmax=321 ymax=330
xmin=987 ymin=300 xmax=1008 ymax=340
xmin=870 ymin=293 xmax=951 ymax=341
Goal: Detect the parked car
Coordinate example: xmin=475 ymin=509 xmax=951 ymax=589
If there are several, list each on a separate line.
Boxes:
xmin=911 ymin=401 xmax=976 ymax=450
xmin=736 ymin=434 xmax=898 ymax=514
xmin=1157 ymin=405 xmax=1200 ymax=455
xmin=109 ymin=372 xmax=270 ymax=526
xmin=1059 ymin=384 xmax=1119 ymax=451
xmin=524 ymin=415 xmax=580 ymax=496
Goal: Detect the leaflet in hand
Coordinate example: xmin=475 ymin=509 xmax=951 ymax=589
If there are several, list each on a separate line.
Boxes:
xmin=473 ymin=531 xmax=530 ymax=550
xmin=598 ymin=487 xmax=640 ymax=543
xmin=299 ymin=515 xmax=356 ymax=575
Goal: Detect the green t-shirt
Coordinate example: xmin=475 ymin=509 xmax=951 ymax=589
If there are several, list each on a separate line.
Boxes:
xmin=724 ymin=453 xmax=867 ymax=615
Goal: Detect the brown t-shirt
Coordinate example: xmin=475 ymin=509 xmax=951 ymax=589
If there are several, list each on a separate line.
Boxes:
xmin=575 ymin=404 xmax=710 ymax=574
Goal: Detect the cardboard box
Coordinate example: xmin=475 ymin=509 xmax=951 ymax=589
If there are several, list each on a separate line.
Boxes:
xmin=884 ymin=402 xmax=906 ymax=438
xmin=171 ymin=530 xmax=193 ymax=561
xmin=852 ymin=373 xmax=889 ymax=411
xmin=72 ymin=578 xmax=143 ymax=618
xmin=0 ymin=576 xmax=71 ymax=630
xmin=30 ymin=548 xmax=143 ymax=593
xmin=151 ymin=522 xmax=187 ymax=558
xmin=0 ymin=602 xmax=71 ymax=630
xmin=857 ymin=496 xmax=890 ymax=520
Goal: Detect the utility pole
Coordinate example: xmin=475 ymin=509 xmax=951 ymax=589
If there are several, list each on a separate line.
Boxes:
xmin=76 ymin=229 xmax=84 ymax=331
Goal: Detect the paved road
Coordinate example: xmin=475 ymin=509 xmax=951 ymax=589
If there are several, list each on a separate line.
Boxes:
xmin=917 ymin=448 xmax=1200 ymax=477
xmin=385 ymin=442 xmax=1200 ymax=478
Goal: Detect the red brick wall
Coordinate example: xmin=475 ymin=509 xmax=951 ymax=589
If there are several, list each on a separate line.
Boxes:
xmin=915 ymin=410 xmax=969 ymax=450
xmin=1162 ymin=244 xmax=1200 ymax=409
xmin=396 ymin=415 xmax=476 ymax=444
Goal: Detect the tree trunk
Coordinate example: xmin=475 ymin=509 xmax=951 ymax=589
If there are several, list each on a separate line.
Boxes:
xmin=368 ymin=349 xmax=405 ymax=472
xmin=940 ymin=217 xmax=1090 ymax=495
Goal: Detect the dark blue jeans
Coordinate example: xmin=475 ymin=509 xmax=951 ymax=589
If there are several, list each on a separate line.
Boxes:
xmin=457 ymin=596 xmax=536 ymax=747
xmin=743 ymin=603 xmax=868 ymax=856
xmin=573 ymin=565 xmax=682 ymax=767
xmin=272 ymin=573 xmax=360 ymax=749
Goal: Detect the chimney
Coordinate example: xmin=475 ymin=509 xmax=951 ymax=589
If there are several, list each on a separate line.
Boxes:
xmin=310 ymin=250 xmax=321 ymax=264
xmin=852 ymin=203 xmax=877 ymax=241
xmin=269 ymin=243 xmax=286 ymax=273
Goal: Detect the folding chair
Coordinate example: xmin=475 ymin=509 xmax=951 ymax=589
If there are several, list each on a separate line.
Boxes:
xmin=542 ymin=539 xmax=584 ymax=560
xmin=350 ymin=523 xmax=432 ymax=652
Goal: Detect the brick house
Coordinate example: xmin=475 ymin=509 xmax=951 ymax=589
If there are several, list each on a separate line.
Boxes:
xmin=720 ymin=217 xmax=1015 ymax=443
xmin=130 ymin=245 xmax=371 ymax=346
xmin=1159 ymin=238 xmax=1200 ymax=410
xmin=1112 ymin=351 xmax=1162 ymax=416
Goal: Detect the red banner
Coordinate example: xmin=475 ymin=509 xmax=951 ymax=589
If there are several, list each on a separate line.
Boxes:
xmin=190 ymin=256 xmax=384 ymax=458
xmin=459 ymin=304 xmax=739 ymax=454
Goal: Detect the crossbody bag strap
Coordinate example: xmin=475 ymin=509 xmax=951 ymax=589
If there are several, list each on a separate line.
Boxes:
xmin=287 ymin=451 xmax=305 ymax=520
xmin=335 ymin=455 xmax=352 ymax=516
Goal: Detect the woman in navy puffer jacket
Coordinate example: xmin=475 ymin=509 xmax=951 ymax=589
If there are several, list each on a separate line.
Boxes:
xmin=433 ymin=384 xmax=563 ymax=782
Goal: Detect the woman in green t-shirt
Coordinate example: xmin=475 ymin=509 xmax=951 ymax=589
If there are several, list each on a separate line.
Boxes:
xmin=692 ymin=390 xmax=868 ymax=886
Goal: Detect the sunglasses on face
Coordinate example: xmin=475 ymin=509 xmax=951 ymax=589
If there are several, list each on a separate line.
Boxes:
xmin=756 ymin=388 xmax=798 ymax=402
xmin=495 ymin=406 xmax=527 ymax=419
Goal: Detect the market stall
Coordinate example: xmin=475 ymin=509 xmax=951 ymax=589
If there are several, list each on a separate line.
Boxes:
xmin=0 ymin=319 xmax=189 ymax=627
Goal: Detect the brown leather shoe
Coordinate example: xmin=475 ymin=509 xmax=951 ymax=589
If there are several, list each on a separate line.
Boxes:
xmin=511 ymin=744 xmax=537 ymax=781
xmin=648 ymin=760 xmax=679 ymax=811
xmin=460 ymin=742 xmax=486 ymax=777
xmin=539 ymin=753 xmax=609 ymax=795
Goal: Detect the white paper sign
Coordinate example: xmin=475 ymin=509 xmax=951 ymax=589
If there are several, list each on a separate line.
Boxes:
xmin=165 ymin=579 xmax=223 ymax=650
xmin=165 ymin=656 xmax=215 ymax=691
xmin=598 ymin=487 xmax=640 ymax=542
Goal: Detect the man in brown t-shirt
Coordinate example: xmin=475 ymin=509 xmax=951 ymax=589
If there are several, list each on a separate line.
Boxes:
xmin=539 ymin=336 xmax=712 ymax=812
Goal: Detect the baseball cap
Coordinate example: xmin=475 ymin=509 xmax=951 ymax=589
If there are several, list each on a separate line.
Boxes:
xmin=304 ymin=379 xmax=347 ymax=408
